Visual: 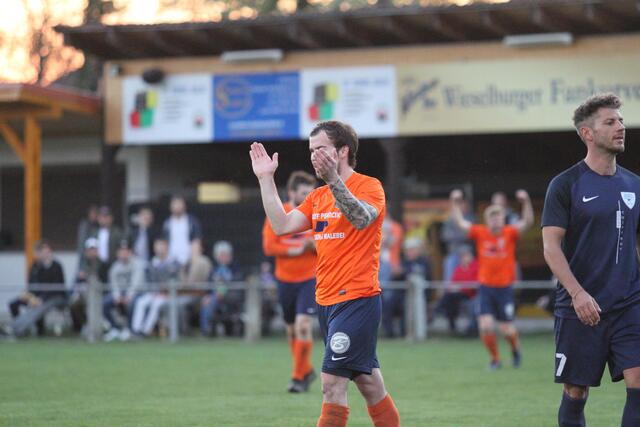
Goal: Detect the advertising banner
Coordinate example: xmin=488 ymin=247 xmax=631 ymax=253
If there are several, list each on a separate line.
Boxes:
xmin=397 ymin=56 xmax=640 ymax=135
xmin=300 ymin=66 xmax=397 ymax=138
xmin=122 ymin=73 xmax=213 ymax=145
xmin=213 ymin=72 xmax=300 ymax=141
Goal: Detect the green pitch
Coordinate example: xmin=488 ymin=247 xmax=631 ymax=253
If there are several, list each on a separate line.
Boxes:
xmin=0 ymin=335 xmax=624 ymax=426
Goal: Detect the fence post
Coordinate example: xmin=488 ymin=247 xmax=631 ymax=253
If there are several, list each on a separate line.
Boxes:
xmin=86 ymin=267 xmax=102 ymax=343
xmin=244 ymin=279 xmax=261 ymax=342
xmin=168 ymin=279 xmax=179 ymax=343
xmin=407 ymin=274 xmax=427 ymax=342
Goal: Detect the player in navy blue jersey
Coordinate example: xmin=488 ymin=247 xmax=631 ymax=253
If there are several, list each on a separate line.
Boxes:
xmin=542 ymin=93 xmax=640 ymax=427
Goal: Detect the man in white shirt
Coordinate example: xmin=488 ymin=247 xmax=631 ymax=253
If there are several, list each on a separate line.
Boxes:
xmin=162 ymin=196 xmax=201 ymax=266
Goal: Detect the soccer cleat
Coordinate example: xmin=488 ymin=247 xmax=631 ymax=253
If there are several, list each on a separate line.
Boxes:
xmin=287 ymin=379 xmax=307 ymax=393
xmin=303 ymin=370 xmax=317 ymax=391
xmin=512 ymin=350 xmax=521 ymax=368
xmin=489 ymin=360 xmax=502 ymax=370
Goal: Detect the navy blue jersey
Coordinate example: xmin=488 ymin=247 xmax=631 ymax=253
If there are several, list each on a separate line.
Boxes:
xmin=542 ymin=161 xmax=640 ymax=318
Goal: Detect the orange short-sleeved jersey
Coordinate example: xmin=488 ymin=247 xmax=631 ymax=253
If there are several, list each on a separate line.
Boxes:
xmin=296 ymin=172 xmax=385 ymax=306
xmin=262 ymin=203 xmax=316 ymax=283
xmin=469 ymin=224 xmax=519 ymax=287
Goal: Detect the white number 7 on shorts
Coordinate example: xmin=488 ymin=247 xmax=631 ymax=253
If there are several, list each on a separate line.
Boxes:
xmin=555 ymin=353 xmax=567 ymax=377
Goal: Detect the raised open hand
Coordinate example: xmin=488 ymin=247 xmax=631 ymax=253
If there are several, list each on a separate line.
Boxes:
xmin=250 ymin=142 xmax=278 ymax=179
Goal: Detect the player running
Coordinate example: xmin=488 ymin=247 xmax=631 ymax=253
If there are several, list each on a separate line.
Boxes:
xmin=250 ymin=121 xmax=400 ymax=427
xmin=450 ymin=188 xmax=533 ymax=369
xmin=542 ymin=93 xmax=640 ymax=427
xmin=262 ymin=170 xmax=318 ymax=393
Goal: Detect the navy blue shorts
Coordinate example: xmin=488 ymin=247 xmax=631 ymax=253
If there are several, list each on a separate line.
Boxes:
xmin=318 ymin=294 xmax=381 ymax=379
xmin=476 ymin=285 xmax=515 ymax=322
xmin=276 ymin=279 xmax=317 ymax=325
xmin=554 ymin=303 xmax=640 ymax=386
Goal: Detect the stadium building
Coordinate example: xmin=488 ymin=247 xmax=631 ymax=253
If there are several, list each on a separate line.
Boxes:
xmin=1 ymin=0 xmax=640 ymax=287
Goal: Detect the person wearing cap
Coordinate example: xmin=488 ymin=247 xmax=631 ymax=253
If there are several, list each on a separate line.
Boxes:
xmin=103 ymin=240 xmax=145 ymax=342
xmin=450 ymin=188 xmax=533 ymax=370
xmin=69 ymin=237 xmax=107 ymax=334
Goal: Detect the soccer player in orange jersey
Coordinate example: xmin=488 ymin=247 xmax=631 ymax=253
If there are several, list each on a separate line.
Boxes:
xmin=262 ymin=171 xmax=318 ymax=393
xmin=250 ymin=121 xmax=400 ymax=427
xmin=450 ymin=189 xmax=534 ymax=369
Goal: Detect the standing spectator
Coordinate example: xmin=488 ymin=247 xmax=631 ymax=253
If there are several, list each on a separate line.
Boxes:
xmin=69 ymin=237 xmax=106 ymax=334
xmin=380 ymin=216 xmax=404 ymax=338
xmin=131 ymin=238 xmax=179 ymax=337
xmin=199 ymin=240 xmax=243 ymax=336
xmin=92 ymin=206 xmax=124 ymax=282
xmin=176 ymin=239 xmax=212 ymax=333
xmin=103 ymin=241 xmax=145 ymax=342
xmin=76 ymin=205 xmax=98 ymax=264
xmin=441 ymin=194 xmax=476 ymax=281
xmin=385 ymin=237 xmax=431 ymax=338
xmin=129 ymin=206 xmax=157 ymax=265
xmin=435 ymin=247 xmax=479 ymax=335
xmin=8 ymin=240 xmax=66 ymax=337
xmin=163 ymin=195 xmax=202 ymax=266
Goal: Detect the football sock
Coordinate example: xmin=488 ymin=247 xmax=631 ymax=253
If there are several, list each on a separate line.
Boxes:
xmin=300 ymin=339 xmax=313 ymax=376
xmin=558 ymin=392 xmax=586 ymax=427
xmin=505 ymin=330 xmax=520 ymax=353
xmin=621 ymin=388 xmax=640 ymax=427
xmin=293 ymin=340 xmax=313 ymax=380
xmin=317 ymin=403 xmax=349 ymax=427
xmin=367 ymin=394 xmax=400 ymax=427
xmin=481 ymin=332 xmax=500 ymax=362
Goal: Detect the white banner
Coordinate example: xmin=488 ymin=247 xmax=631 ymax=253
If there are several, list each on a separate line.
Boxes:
xmin=300 ymin=66 xmax=397 ymax=138
xmin=122 ymin=73 xmax=213 ymax=145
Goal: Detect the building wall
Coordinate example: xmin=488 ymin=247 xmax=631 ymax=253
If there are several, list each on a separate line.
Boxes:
xmin=103 ymin=33 xmax=640 ymax=144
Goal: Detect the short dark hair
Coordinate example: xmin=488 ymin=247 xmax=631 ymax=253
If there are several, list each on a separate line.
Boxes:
xmin=310 ymin=121 xmax=359 ymax=168
xmin=34 ymin=239 xmax=50 ymax=251
xmin=573 ymin=93 xmax=622 ymax=129
xmin=287 ymin=171 xmax=316 ymax=193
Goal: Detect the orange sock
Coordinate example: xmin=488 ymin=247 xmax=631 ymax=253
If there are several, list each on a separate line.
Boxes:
xmin=481 ymin=332 xmax=500 ymax=362
xmin=293 ymin=340 xmax=313 ymax=380
xmin=367 ymin=394 xmax=400 ymax=427
xmin=300 ymin=340 xmax=313 ymax=375
xmin=505 ymin=330 xmax=520 ymax=352
xmin=317 ymin=403 xmax=349 ymax=427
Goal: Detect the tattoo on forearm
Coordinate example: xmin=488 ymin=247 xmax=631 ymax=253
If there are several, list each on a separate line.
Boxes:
xmin=329 ymin=178 xmax=378 ymax=229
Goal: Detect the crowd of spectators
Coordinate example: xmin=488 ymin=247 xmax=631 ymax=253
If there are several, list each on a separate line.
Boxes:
xmin=3 ymin=189 xmax=531 ymax=340
xmin=2 ymin=195 xmax=270 ymax=340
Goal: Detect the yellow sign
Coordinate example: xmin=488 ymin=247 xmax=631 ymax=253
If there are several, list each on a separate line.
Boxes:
xmin=397 ymin=56 xmax=640 ymax=135
xmin=197 ymin=182 xmax=240 ymax=204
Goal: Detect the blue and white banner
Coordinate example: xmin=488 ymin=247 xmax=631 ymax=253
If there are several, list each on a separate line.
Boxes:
xmin=213 ymin=72 xmax=300 ymax=142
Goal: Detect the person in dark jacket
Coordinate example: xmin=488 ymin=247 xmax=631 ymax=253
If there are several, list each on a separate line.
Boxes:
xmin=8 ymin=240 xmax=66 ymax=336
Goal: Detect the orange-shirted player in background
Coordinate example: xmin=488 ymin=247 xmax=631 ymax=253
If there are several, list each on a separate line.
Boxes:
xmin=250 ymin=121 xmax=400 ymax=427
xmin=450 ymin=189 xmax=534 ymax=370
xmin=262 ymin=171 xmax=318 ymax=393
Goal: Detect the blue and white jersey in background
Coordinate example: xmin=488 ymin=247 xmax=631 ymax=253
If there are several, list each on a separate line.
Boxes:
xmin=542 ymin=160 xmax=640 ymax=318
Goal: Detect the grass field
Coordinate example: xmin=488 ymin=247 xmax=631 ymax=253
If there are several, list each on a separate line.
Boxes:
xmin=0 ymin=334 xmax=625 ymax=427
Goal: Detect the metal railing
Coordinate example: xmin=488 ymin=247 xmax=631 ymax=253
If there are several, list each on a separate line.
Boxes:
xmin=0 ymin=277 xmax=556 ymax=343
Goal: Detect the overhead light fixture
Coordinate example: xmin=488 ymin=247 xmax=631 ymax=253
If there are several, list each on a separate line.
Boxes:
xmin=503 ymin=32 xmax=573 ymax=48
xmin=220 ymin=49 xmax=284 ymax=63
